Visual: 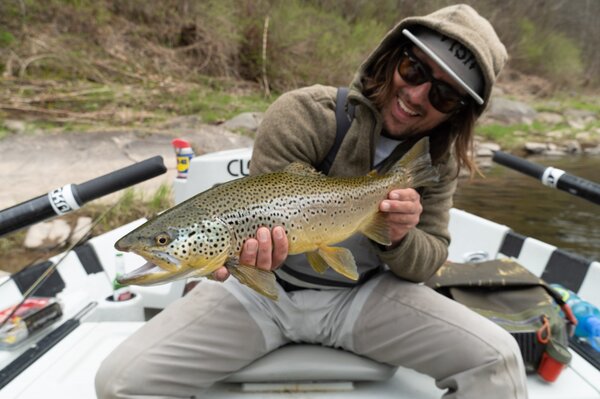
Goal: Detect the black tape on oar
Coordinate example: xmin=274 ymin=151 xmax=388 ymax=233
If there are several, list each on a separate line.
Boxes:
xmin=0 ymin=156 xmax=167 ymax=237
xmin=492 ymin=151 xmax=600 ymax=205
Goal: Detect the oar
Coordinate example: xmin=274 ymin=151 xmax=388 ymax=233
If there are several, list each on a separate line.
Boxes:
xmin=0 ymin=156 xmax=166 ymax=237
xmin=492 ymin=151 xmax=600 ymax=205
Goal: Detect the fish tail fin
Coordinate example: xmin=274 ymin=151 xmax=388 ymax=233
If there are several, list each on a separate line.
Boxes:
xmin=229 ymin=263 xmax=279 ymax=300
xmin=388 ymin=137 xmax=439 ymax=188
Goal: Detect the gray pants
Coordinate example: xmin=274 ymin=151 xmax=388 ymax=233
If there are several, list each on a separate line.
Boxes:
xmin=95 ymin=272 xmax=528 ymax=398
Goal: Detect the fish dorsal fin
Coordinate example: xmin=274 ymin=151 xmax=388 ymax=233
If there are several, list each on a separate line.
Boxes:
xmin=283 ymin=162 xmax=323 ymax=177
xmin=226 ymin=260 xmax=279 ymax=300
xmin=359 ymin=212 xmax=391 ymax=246
xmin=308 ymin=246 xmax=358 ymax=281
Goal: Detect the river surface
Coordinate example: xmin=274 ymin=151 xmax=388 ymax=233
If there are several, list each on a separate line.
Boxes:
xmin=453 ymin=154 xmax=600 ymax=262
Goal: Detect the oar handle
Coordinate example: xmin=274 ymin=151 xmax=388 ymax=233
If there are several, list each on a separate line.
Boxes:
xmin=0 ymin=156 xmax=167 ymax=237
xmin=492 ymin=151 xmax=600 ymax=205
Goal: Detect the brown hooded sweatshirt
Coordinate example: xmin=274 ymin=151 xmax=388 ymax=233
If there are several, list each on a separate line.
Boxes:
xmin=250 ymin=4 xmax=507 ymax=284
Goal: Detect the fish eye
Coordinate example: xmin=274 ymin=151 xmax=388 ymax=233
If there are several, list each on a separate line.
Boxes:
xmin=154 ymin=233 xmax=171 ymax=246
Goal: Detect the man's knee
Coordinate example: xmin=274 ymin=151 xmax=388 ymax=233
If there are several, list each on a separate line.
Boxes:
xmin=95 ymin=353 xmax=124 ymax=399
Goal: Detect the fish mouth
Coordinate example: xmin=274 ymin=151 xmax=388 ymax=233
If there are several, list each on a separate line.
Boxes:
xmin=119 ymin=248 xmax=183 ymax=273
xmin=149 ymin=250 xmax=182 ymax=272
xmin=116 ymin=261 xmax=194 ymax=286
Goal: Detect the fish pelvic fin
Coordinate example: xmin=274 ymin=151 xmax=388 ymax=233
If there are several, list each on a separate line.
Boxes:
xmin=311 ymin=246 xmax=358 ymax=281
xmin=227 ymin=261 xmax=279 ymax=301
xmin=306 ymin=251 xmax=329 ymax=274
xmin=359 ymin=212 xmax=391 ymax=246
xmin=388 ymin=137 xmax=439 ymax=188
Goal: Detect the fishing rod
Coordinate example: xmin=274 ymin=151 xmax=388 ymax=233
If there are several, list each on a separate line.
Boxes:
xmin=0 ymin=156 xmax=167 ymax=237
xmin=492 ymin=151 xmax=600 ymax=206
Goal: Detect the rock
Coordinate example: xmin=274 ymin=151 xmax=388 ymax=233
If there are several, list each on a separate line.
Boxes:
xmin=477 ymin=157 xmax=493 ymax=170
xmin=565 ymin=109 xmax=597 ymax=130
xmin=545 ymin=149 xmax=568 ymax=156
xmin=221 ymin=112 xmax=263 ymax=132
xmin=475 ymin=142 xmax=500 ymax=157
xmin=524 ymin=142 xmax=548 ymax=154
xmin=536 ymin=112 xmax=564 ymax=125
xmin=575 ymin=132 xmax=591 ymax=141
xmin=4 ymin=120 xmax=26 ymax=133
xmin=69 ymin=216 xmax=93 ymax=245
xmin=545 ymin=130 xmax=564 ymax=139
xmin=568 ymin=119 xmax=586 ymax=130
xmin=24 ymin=219 xmax=72 ymax=249
xmin=483 ymin=97 xmax=537 ymax=125
xmin=564 ymin=140 xmax=582 ymax=154
xmin=584 ymin=145 xmax=600 ymax=155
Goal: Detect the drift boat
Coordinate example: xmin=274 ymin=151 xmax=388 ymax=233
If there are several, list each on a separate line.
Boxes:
xmin=0 ymin=146 xmax=598 ymax=399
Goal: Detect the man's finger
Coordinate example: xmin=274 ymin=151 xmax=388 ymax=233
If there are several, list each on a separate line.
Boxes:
xmin=212 ymin=267 xmax=230 ymax=282
xmin=271 ymin=226 xmax=289 ymax=270
xmin=255 ymin=227 xmax=273 ymax=271
xmin=239 ymin=238 xmax=258 ymax=266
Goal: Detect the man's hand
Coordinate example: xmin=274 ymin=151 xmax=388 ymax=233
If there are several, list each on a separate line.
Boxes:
xmin=379 ymin=188 xmax=423 ymax=248
xmin=212 ymin=226 xmax=289 ymax=281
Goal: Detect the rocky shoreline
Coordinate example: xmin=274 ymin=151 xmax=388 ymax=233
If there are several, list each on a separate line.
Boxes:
xmin=477 ymin=96 xmax=600 ymax=157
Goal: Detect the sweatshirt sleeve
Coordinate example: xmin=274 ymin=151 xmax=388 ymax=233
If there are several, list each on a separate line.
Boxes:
xmin=374 ymin=158 xmax=457 ymax=282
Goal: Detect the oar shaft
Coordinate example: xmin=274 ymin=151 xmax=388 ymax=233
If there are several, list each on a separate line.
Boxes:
xmin=492 ymin=151 xmax=600 ymax=205
xmin=0 ymin=156 xmax=166 ymax=237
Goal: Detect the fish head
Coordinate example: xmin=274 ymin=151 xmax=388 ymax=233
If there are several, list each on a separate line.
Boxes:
xmin=114 ymin=214 xmax=232 ymax=286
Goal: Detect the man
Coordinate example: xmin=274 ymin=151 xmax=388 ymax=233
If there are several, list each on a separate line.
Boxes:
xmin=96 ymin=5 xmax=528 ymax=398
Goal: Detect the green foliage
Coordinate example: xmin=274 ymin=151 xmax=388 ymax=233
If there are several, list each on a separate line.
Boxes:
xmin=146 ymin=184 xmax=173 ymax=214
xmin=1 ymin=0 xmax=599 ymax=135
xmin=515 ymin=19 xmax=584 ymax=86
xmin=255 ymin=1 xmax=387 ymax=90
xmin=172 ymin=84 xmax=274 ymax=123
xmin=0 ymin=31 xmax=15 ymax=48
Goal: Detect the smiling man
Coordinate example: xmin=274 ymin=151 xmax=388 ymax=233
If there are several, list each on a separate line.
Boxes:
xmin=96 ymin=5 xmax=528 ymax=399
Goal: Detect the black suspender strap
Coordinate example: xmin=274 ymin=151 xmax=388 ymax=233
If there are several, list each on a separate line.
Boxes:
xmin=316 ymin=87 xmax=355 ymax=174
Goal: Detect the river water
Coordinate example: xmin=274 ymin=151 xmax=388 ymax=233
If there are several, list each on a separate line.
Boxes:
xmin=453 ymin=154 xmax=600 ymax=262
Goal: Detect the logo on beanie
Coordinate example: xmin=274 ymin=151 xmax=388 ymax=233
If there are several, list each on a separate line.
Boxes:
xmin=439 ymin=35 xmax=478 ymax=70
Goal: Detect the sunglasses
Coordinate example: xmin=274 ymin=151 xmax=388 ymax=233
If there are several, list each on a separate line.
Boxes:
xmin=397 ymin=47 xmax=467 ymax=114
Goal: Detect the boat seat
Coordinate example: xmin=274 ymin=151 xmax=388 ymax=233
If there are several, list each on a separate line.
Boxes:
xmin=223 ymin=344 xmax=398 ymax=383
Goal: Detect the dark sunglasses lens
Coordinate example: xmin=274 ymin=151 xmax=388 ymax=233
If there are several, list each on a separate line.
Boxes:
xmin=430 ymin=84 xmax=462 ymax=113
xmin=399 ymin=50 xmax=464 ymax=113
xmin=398 ymin=56 xmax=427 ymax=85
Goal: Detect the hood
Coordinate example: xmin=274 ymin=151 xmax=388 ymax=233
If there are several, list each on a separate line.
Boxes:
xmin=351 ymin=4 xmax=507 ymax=114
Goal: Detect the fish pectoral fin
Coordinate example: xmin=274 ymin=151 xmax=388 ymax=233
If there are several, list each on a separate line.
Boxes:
xmin=360 ymin=212 xmax=391 ymax=246
xmin=306 ymin=251 xmax=329 ymax=274
xmin=317 ymin=246 xmax=358 ymax=281
xmin=228 ymin=263 xmax=279 ymax=301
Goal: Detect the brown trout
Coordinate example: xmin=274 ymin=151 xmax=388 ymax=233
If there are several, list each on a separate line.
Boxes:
xmin=114 ymin=137 xmax=439 ymax=300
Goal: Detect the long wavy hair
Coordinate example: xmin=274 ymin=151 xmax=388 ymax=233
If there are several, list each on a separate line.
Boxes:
xmin=362 ymin=46 xmax=480 ymax=177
